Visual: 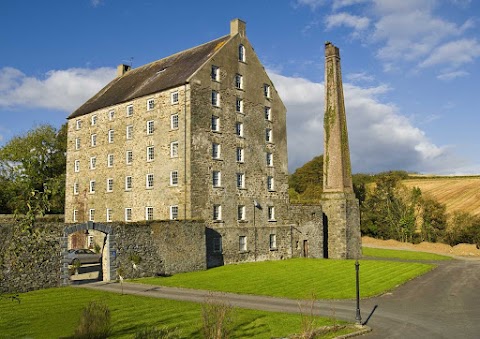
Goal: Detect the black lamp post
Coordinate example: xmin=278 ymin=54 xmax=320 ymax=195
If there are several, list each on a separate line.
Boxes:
xmin=355 ymin=259 xmax=362 ymax=325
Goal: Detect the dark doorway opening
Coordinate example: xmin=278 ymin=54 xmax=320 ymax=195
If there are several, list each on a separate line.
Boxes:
xmin=303 ymin=240 xmax=309 ymax=257
xmin=323 ymin=213 xmax=329 ymax=258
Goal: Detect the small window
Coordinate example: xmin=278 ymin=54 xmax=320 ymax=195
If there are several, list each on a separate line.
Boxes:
xmin=266 ymin=128 xmax=272 ymax=143
xmin=126 ymin=150 xmax=133 ymax=165
xmin=239 ymin=44 xmax=246 ymax=62
xmin=236 ymin=98 xmax=243 ymax=113
xmin=268 ymin=206 xmax=275 ymax=221
xmin=89 ymin=180 xmax=95 ymax=193
xmin=213 ymin=237 xmax=222 ymax=253
xmin=239 ymin=235 xmax=247 ymax=251
xmin=266 ymin=152 xmax=273 ymax=167
xmin=73 ymin=181 xmax=79 ymax=195
xmin=211 ymin=115 xmax=220 ymax=132
xmin=126 ymin=104 xmax=134 ymax=117
xmin=89 ymin=209 xmax=95 ymax=222
xmin=108 ymin=129 xmax=114 ymax=143
xmin=212 ymin=143 xmax=221 ymax=159
xmin=146 ymin=207 xmax=154 ymax=221
xmin=108 ymin=110 xmax=115 ymax=120
xmin=126 ymin=125 xmax=133 ymax=140
xmin=235 ymin=122 xmax=244 ymax=137
xmin=237 ymin=205 xmax=245 ymax=221
xmin=264 ymin=84 xmax=271 ymax=98
xmin=107 ymin=178 xmax=113 ymax=192
xmin=171 ymin=114 xmax=179 ymax=129
xmin=236 ymin=173 xmax=245 ymax=189
xmin=146 ymin=173 xmax=154 ymax=189
xmin=170 ymin=170 xmax=179 ymax=186
xmin=212 ymin=170 xmax=221 ymax=187
xmin=213 ymin=204 xmax=222 ymax=221
xmin=211 ymin=65 xmax=220 ymax=81
xmin=125 ymin=208 xmax=132 ymax=222
xmin=147 ymin=120 xmax=154 ymax=135
xmin=75 ymin=138 xmax=80 ymax=150
xmin=125 ymin=176 xmax=133 ymax=190
xmin=171 ymin=91 xmax=179 ymax=104
xmin=267 ymin=176 xmax=274 ymax=191
xmin=91 ymin=115 xmax=97 ymax=126
xmin=106 ymin=209 xmax=112 ymax=222
xmin=264 ymin=107 xmax=271 ymax=120
xmin=211 ymin=90 xmax=220 ymax=107
xmin=171 ymin=141 xmax=179 ymax=158
xmin=170 ymin=205 xmax=178 ymax=220
xmin=73 ymin=209 xmax=78 ymax=222
xmin=147 ymin=98 xmax=155 ymax=111
xmin=74 ymin=160 xmax=80 ymax=173
xmin=269 ymin=234 xmax=277 ymax=249
xmin=235 ymin=74 xmax=243 ymax=89
xmin=147 ymin=146 xmax=155 ymax=162
xmin=107 ymin=154 xmax=114 ymax=167
xmin=91 ymin=134 xmax=97 ymax=147
xmin=75 ymin=120 xmax=82 ymax=130
xmin=90 ymin=157 xmax=96 ymax=170
xmin=236 ymin=147 xmax=244 ymax=163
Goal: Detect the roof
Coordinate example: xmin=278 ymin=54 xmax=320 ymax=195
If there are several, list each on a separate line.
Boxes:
xmin=69 ymin=35 xmax=230 ymax=119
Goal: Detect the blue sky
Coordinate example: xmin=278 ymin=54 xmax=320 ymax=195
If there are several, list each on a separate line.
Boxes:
xmin=1 ymin=0 xmax=479 ymax=174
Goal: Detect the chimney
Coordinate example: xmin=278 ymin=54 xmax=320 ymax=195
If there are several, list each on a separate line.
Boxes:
xmin=117 ymin=64 xmax=131 ymax=77
xmin=230 ymin=18 xmax=246 ymax=37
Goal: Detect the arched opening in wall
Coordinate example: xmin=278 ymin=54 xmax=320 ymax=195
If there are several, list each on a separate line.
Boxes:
xmin=323 ymin=213 xmax=329 ymax=258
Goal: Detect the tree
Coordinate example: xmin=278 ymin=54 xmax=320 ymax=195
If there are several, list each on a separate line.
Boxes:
xmin=289 ymin=155 xmax=324 ymax=203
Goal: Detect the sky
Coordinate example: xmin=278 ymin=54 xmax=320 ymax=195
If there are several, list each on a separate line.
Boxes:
xmin=1 ymin=0 xmax=479 ymax=175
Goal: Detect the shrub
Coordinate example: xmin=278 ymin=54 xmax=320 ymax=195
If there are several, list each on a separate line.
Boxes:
xmin=74 ymin=301 xmax=111 ymax=338
xmin=134 ymin=326 xmax=180 ymax=339
xmin=201 ymin=296 xmax=234 ymax=339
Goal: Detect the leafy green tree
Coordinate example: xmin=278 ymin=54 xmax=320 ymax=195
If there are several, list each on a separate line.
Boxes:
xmin=289 ymin=155 xmax=323 ymax=203
xmin=421 ymin=198 xmax=447 ymax=243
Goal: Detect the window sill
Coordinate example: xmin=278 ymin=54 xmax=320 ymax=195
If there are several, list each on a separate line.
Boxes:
xmin=268 ymin=219 xmax=277 ymax=222
xmin=270 ymin=248 xmax=278 ymax=251
xmin=213 ymin=220 xmax=224 ymax=223
xmin=237 ymin=220 xmax=248 ymax=223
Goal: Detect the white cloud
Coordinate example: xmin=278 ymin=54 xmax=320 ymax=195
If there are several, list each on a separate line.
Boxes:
xmin=332 ymin=0 xmax=370 ymax=10
xmin=295 ymin=0 xmax=326 ymax=10
xmin=346 ymin=71 xmax=374 ymax=83
xmin=0 ymin=67 xmax=116 ymax=112
xmin=91 ymin=0 xmax=103 ymax=7
xmin=436 ymin=70 xmax=469 ymax=81
xmin=325 ymin=12 xmax=370 ymax=31
xmin=420 ymin=38 xmax=480 ymax=68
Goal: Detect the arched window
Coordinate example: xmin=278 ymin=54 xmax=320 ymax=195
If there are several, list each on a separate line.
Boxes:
xmin=239 ymin=44 xmax=245 ymax=62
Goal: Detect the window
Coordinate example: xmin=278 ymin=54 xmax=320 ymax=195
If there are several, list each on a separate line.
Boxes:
xmin=170 ymin=171 xmax=178 ymax=186
xmin=213 ymin=237 xmax=222 ymax=253
xmin=236 ymin=98 xmax=243 ymax=113
xmin=91 ymin=115 xmax=97 ymax=126
xmin=235 ymin=74 xmax=243 ymax=89
xmin=267 ymin=176 xmax=274 ymax=191
xmin=108 ymin=110 xmax=115 ymax=120
xmin=171 ymin=114 xmax=179 ymax=129
xmin=107 ymin=154 xmax=114 ymax=167
xmin=268 ymin=206 xmax=275 ymax=221
xmin=211 ymin=90 xmax=220 ymax=107
xmin=75 ymin=119 xmax=82 ymax=130
xmin=266 ymin=128 xmax=272 ymax=143
xmin=73 ymin=209 xmax=78 ymax=222
xmin=264 ymin=107 xmax=271 ymax=120
xmin=125 ymin=208 xmax=132 ymax=222
xmin=212 ymin=143 xmax=221 ymax=159
xmin=171 ymin=141 xmax=179 ymax=157
xmin=147 ymin=146 xmax=155 ymax=162
xmin=125 ymin=176 xmax=132 ymax=190
xmin=170 ymin=205 xmax=179 ymax=220
xmin=73 ymin=181 xmax=79 ymax=195
xmin=237 ymin=205 xmax=245 ymax=221
xmin=74 ymin=160 xmax=80 ymax=173
xmin=146 ymin=173 xmax=154 ymax=189
xmin=266 ymin=152 xmax=273 ymax=167
xmin=211 ymin=65 xmax=220 ymax=81
xmin=146 ymin=207 xmax=154 ymax=221
xmin=236 ymin=147 xmax=244 ymax=163
xmin=235 ymin=122 xmax=244 ymax=137
xmin=75 ymin=138 xmax=80 ymax=150
xmin=264 ymin=84 xmax=271 ymax=98
xmin=126 ymin=104 xmax=133 ymax=116
xmin=269 ymin=234 xmax=277 ymax=249
xmin=211 ymin=115 xmax=220 ymax=132
xmin=236 ymin=173 xmax=245 ymax=189
xmin=239 ymin=236 xmax=247 ymax=251
xmin=213 ymin=204 xmax=222 ymax=221
xmin=89 ymin=180 xmax=96 ymax=193
xmin=147 ymin=120 xmax=154 ymax=135
xmin=126 ymin=150 xmax=133 ymax=164
xmin=212 ymin=171 xmax=221 ymax=187
xmin=239 ymin=44 xmax=246 ymax=62
xmin=91 ymin=134 xmax=97 ymax=147
xmin=90 ymin=157 xmax=96 ymax=170
xmin=171 ymin=91 xmax=179 ymax=104
xmin=107 ymin=178 xmax=113 ymax=192
xmin=108 ymin=129 xmax=114 ymax=143
xmin=89 ymin=209 xmax=95 ymax=222
xmin=106 ymin=209 xmax=112 ymax=222
xmin=147 ymin=98 xmax=155 ymax=110
xmin=126 ymin=125 xmax=133 ymax=140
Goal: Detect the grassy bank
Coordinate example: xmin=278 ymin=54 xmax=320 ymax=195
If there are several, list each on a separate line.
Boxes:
xmin=362 ymin=247 xmax=453 ymax=261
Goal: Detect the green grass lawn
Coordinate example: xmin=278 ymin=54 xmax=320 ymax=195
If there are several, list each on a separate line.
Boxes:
xmin=136 ymin=258 xmax=434 ymax=299
xmin=0 ymin=287 xmax=353 ymax=339
xmin=362 ymin=247 xmax=453 ymax=261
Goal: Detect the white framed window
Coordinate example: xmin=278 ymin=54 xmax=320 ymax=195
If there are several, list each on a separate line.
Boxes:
xmin=147 ymin=120 xmax=154 ymax=135
xmin=126 ymin=150 xmax=133 ymax=165
xmin=125 ymin=176 xmax=132 ymax=190
xmin=146 ymin=173 xmax=154 ymax=189
xmin=213 ymin=204 xmax=222 ymax=221
xmin=268 ymin=206 xmax=275 ymax=221
xmin=236 ymin=147 xmax=244 ymax=163
xmin=236 ymin=173 xmax=245 ymax=189
xmin=75 ymin=119 xmax=82 ymax=130
xmin=89 ymin=180 xmax=96 ymax=193
xmin=170 ymin=170 xmax=178 ymax=186
xmin=170 ymin=141 xmax=179 ymax=158
xmin=213 ymin=237 xmax=222 ymax=253
xmin=237 ymin=205 xmax=245 ymax=221
xmin=91 ymin=115 xmax=97 ymax=126
xmin=269 ymin=234 xmax=277 ymax=249
xmin=73 ymin=209 xmax=78 ymax=222
xmin=147 ymin=98 xmax=155 ymax=111
xmin=145 ymin=207 xmax=154 ymax=221
xmin=235 ymin=122 xmax=244 ymax=137
xmin=267 ymin=176 xmax=274 ymax=191
xmin=107 ymin=178 xmax=113 ymax=192
xmin=125 ymin=208 xmax=132 ymax=222
xmin=126 ymin=104 xmax=134 ymax=117
xmin=266 ymin=152 xmax=273 ymax=167
xmin=211 ymin=65 xmax=220 ymax=81
xmin=126 ymin=125 xmax=133 ymax=140
xmin=106 ymin=209 xmax=112 ymax=222
xmin=211 ymin=115 xmax=220 ymax=132
xmin=75 ymin=137 xmax=80 ymax=150
xmin=236 ymin=98 xmax=243 ymax=113
xmin=234 ymin=74 xmax=243 ymax=89
xmin=147 ymin=146 xmax=155 ymax=162
xmin=266 ymin=128 xmax=272 ymax=143
xmin=171 ymin=91 xmax=179 ymax=104
xmin=264 ymin=84 xmax=271 ymax=98
xmin=89 ymin=209 xmax=95 ymax=222
xmin=108 ymin=110 xmax=115 ymax=120
xmin=212 ymin=143 xmax=221 ymax=159
xmin=264 ymin=106 xmax=271 ymax=120
xmin=238 ymin=44 xmax=246 ymax=62
xmin=73 ymin=181 xmax=79 ymax=195
xmin=212 ymin=170 xmax=221 ymax=187
xmin=211 ymin=90 xmax=220 ymax=107
xmin=239 ymin=235 xmax=247 ymax=251
xmin=74 ymin=160 xmax=80 ymax=173
xmin=107 ymin=154 xmax=114 ymax=167
xmin=108 ymin=129 xmax=114 ymax=143
xmin=171 ymin=114 xmax=179 ymax=129
xmin=91 ymin=134 xmax=97 ymax=147
xmin=170 ymin=205 xmax=178 ymax=220
xmin=90 ymin=157 xmax=96 ymax=170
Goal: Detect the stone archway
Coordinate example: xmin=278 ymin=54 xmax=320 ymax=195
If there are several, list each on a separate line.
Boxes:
xmin=60 ymin=221 xmax=117 ymax=286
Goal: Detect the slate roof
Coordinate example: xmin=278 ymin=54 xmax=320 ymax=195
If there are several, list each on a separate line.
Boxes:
xmin=69 ymin=35 xmax=230 ymax=119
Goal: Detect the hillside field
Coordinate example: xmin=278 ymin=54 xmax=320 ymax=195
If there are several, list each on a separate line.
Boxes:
xmin=402 ymin=176 xmax=480 ymax=217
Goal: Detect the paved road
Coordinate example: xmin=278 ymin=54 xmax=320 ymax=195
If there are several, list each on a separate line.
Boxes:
xmin=75 ymin=258 xmax=480 ymax=338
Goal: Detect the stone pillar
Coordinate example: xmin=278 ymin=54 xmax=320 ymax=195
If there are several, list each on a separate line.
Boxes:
xmin=322 ymin=42 xmax=361 ymax=259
